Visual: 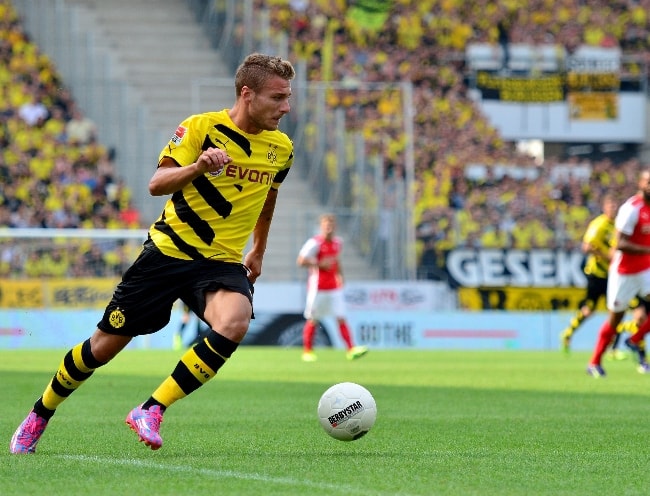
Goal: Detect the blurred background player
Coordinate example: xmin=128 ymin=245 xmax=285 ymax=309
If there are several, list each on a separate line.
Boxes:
xmin=561 ymin=195 xmax=617 ymax=354
xmin=297 ymin=213 xmax=368 ymax=362
xmin=616 ymin=297 xmax=649 ymax=370
xmin=588 ymin=169 xmax=650 ymax=377
xmin=172 ymin=302 xmax=202 ymax=350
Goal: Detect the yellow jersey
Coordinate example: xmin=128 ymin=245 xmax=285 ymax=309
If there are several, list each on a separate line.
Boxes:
xmin=146 ymin=110 xmax=293 ymax=262
xmin=582 ymin=213 xmax=614 ymax=278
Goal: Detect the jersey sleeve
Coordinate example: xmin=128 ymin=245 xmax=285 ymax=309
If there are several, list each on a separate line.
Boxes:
xmin=158 ymin=115 xmax=203 ymax=167
xmin=615 ymin=201 xmax=638 ymax=236
xmin=298 ymin=237 xmax=319 ymax=259
xmin=582 ymin=218 xmax=600 ymax=244
xmin=271 ymin=139 xmax=293 ymax=190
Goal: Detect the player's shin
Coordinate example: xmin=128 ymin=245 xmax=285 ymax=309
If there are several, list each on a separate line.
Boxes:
xmin=590 ymin=321 xmax=616 ymax=365
xmin=147 ymin=330 xmax=238 ymax=409
xmin=628 ymin=315 xmax=650 ymax=345
xmin=35 ymin=339 xmax=106 ymax=419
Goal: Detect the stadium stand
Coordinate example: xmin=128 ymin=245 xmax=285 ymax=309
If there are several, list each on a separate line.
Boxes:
xmin=263 ymin=0 xmax=650 ymax=280
xmin=4 ymin=0 xmax=650 ymax=282
xmin=0 ymin=1 xmax=143 ymax=277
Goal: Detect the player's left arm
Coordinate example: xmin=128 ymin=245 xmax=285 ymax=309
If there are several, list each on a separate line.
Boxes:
xmin=243 ymin=188 xmax=278 ymax=283
xmin=335 ymin=262 xmax=344 ymax=287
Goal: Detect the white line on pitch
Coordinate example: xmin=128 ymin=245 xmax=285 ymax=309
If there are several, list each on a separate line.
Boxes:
xmin=57 ymin=454 xmax=365 ymax=494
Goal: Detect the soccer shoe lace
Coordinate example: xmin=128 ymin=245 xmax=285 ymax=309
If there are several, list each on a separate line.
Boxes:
xmin=10 ymin=410 xmax=48 ymax=454
xmin=346 ymin=346 xmax=369 ymax=361
xmin=125 ymin=404 xmax=164 ymax=450
xmin=586 ymin=364 xmax=606 ymax=378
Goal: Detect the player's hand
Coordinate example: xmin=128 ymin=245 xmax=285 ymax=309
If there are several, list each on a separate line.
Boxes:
xmin=319 ymin=256 xmax=336 ymax=270
xmin=243 ymin=251 xmax=263 ymax=283
xmin=196 ymin=147 xmax=232 ymax=176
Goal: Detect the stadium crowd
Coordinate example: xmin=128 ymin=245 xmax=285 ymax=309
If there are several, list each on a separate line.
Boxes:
xmin=0 ymin=1 xmax=143 ymax=278
xmin=263 ymin=0 xmax=650 ymax=280
xmin=3 ymin=0 xmax=650 ymax=281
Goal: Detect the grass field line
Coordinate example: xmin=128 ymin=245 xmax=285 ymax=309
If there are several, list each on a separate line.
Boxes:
xmin=57 ymin=454 xmax=398 ymax=495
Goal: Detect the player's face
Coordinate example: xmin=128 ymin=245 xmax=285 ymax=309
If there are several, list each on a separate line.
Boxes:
xmin=245 ymin=76 xmax=292 ymax=132
xmin=640 ymin=171 xmax=650 ymax=202
xmin=320 ymin=217 xmax=336 ymax=237
xmin=603 ymin=198 xmax=617 ymax=218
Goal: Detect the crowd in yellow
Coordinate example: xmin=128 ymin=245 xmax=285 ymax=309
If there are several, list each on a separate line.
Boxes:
xmin=264 ymin=0 xmax=649 ymax=279
xmin=0 ymin=1 xmax=142 ymax=278
xmin=3 ymin=0 xmax=650 ymax=280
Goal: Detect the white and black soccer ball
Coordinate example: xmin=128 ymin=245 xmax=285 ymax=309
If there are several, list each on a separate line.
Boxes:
xmin=317 ymin=382 xmax=377 ymax=441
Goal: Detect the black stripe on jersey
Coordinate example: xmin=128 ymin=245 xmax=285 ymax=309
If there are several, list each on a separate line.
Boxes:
xmin=274 ymin=167 xmax=289 ymax=185
xmin=172 ymin=191 xmax=215 ymax=245
xmin=215 ymin=124 xmax=252 ymax=156
xmin=202 ymin=134 xmax=219 ymax=151
xmin=193 ymin=175 xmax=233 ymax=219
xmin=153 ymin=213 xmax=205 ymax=260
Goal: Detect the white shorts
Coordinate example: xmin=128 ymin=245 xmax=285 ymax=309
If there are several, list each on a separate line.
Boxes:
xmin=303 ymin=288 xmax=346 ymax=320
xmin=606 ymin=268 xmax=650 ymax=312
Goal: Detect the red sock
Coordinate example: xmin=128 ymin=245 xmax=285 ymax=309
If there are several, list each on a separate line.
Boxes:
xmin=590 ymin=320 xmax=616 ymax=366
xmin=338 ymin=321 xmax=354 ymax=349
xmin=629 ymin=316 xmax=650 ymax=345
xmin=303 ymin=321 xmax=316 ymax=352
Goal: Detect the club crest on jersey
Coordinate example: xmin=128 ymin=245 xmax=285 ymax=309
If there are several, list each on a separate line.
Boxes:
xmin=267 ymin=144 xmax=278 ymax=165
xmin=109 ymin=308 xmax=126 ymax=329
xmin=171 ymin=125 xmax=187 ymax=145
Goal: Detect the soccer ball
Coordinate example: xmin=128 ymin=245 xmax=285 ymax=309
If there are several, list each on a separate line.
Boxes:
xmin=317 ymin=382 xmax=377 ymax=441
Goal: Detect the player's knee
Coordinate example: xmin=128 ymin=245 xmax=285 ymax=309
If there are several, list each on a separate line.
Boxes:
xmin=89 ymin=329 xmax=131 ymax=363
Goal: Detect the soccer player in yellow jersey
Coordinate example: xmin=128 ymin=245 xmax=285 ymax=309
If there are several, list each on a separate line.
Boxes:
xmin=10 ymin=53 xmax=296 ymax=453
xmin=561 ymin=195 xmax=617 ymax=353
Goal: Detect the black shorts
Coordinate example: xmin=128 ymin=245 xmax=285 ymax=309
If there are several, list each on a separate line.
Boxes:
xmin=97 ymin=248 xmax=254 ymax=336
xmin=581 ymin=274 xmax=607 ymax=308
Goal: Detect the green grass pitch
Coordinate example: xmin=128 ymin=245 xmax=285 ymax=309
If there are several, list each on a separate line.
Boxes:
xmin=1 ymin=347 xmax=649 ymax=495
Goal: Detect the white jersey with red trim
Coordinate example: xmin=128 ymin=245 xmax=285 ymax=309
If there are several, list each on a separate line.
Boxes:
xmin=611 ymin=194 xmax=650 ymax=275
xmin=298 ymin=234 xmax=342 ymax=291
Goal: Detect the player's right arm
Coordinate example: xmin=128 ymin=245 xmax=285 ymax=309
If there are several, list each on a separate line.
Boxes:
xmin=149 ymin=149 xmax=232 ymax=196
xmin=297 ymin=239 xmax=319 ymax=268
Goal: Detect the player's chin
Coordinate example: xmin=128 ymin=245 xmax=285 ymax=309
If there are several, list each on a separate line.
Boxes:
xmin=267 ymin=117 xmax=282 ymax=129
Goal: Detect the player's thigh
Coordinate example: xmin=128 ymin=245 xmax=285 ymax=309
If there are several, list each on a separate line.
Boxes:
xmin=204 ymin=290 xmax=252 ymax=342
xmin=585 ymin=276 xmax=607 ymax=306
xmin=98 ymin=249 xmax=184 ymax=335
xmin=304 ymin=289 xmax=318 ymax=319
xmin=310 ymin=291 xmax=333 ymax=320
xmin=607 ymin=272 xmax=640 ymax=312
xmin=639 ymin=268 xmax=650 ymax=301
xmin=330 ymin=289 xmax=347 ymax=318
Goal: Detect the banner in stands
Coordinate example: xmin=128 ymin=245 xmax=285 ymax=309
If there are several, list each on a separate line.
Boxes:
xmin=568 ymin=92 xmax=618 ymax=120
xmin=475 ymin=71 xmax=565 ymax=102
xmin=475 ymin=70 xmax=620 ymax=103
xmin=0 ymin=279 xmax=453 ymax=311
xmin=446 ymin=248 xmax=586 ymax=288
xmin=0 ymin=278 xmax=119 ymax=308
xmin=457 ymin=286 xmax=603 ymax=311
